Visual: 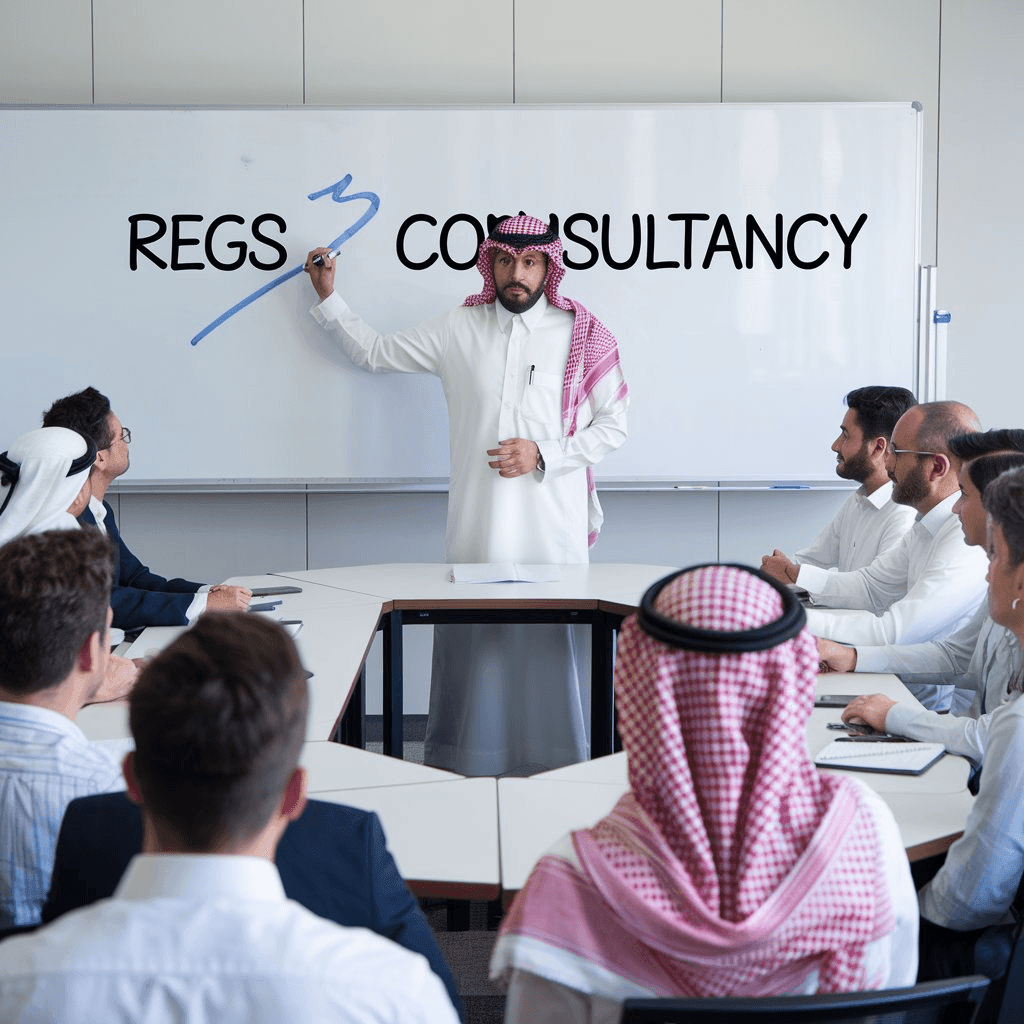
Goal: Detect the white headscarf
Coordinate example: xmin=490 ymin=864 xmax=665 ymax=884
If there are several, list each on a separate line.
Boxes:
xmin=0 ymin=427 xmax=95 ymax=545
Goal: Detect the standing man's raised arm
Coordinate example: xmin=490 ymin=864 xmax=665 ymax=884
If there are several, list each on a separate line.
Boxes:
xmin=305 ymin=248 xmax=450 ymax=376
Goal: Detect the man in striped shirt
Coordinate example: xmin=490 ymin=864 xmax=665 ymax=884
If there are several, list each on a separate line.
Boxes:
xmin=0 ymin=529 xmax=126 ymax=926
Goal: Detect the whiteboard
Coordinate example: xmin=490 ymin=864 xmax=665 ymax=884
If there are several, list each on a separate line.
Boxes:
xmin=0 ymin=104 xmax=921 ymax=483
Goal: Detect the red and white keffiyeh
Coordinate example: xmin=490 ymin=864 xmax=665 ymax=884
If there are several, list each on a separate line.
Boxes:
xmin=495 ymin=565 xmax=895 ymax=998
xmin=465 ymin=215 xmax=627 ymax=545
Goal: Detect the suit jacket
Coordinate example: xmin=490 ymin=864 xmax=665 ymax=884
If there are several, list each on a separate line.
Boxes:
xmin=43 ymin=792 xmax=461 ymax=1016
xmin=79 ymin=500 xmax=202 ymax=630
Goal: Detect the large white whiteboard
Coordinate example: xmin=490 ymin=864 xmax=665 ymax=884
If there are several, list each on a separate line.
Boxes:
xmin=0 ymin=104 xmax=921 ymax=482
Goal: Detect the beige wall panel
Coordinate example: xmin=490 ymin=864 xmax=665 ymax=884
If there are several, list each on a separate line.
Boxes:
xmin=93 ymin=0 xmax=302 ymax=105
xmin=514 ymin=0 xmax=721 ymax=103
xmin=305 ymin=0 xmax=512 ymax=105
xmin=0 ymin=0 xmax=92 ymax=103
xmin=719 ymin=488 xmax=850 ymax=567
xmin=115 ymin=492 xmax=308 ymax=583
xmin=723 ymin=0 xmax=940 ymax=264
xmin=937 ymin=1 xmax=1024 ymax=428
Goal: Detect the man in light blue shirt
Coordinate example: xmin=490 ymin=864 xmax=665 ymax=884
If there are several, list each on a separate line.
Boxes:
xmin=0 ymin=529 xmax=126 ymax=926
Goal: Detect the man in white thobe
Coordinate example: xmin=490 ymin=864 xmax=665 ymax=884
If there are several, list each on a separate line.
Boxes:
xmin=305 ymin=215 xmax=628 ymax=775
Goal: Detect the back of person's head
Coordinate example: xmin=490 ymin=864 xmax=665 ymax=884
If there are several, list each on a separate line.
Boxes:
xmin=968 ymin=452 xmax=1024 ymax=499
xmin=844 ymin=385 xmax=917 ymax=441
xmin=0 ymin=427 xmax=97 ymax=545
xmin=913 ymin=401 xmax=982 ymax=459
xmin=129 ymin=612 xmax=309 ymax=851
xmin=984 ymin=468 xmax=1024 ymax=568
xmin=0 ymin=529 xmax=113 ymax=696
xmin=42 ymin=386 xmax=114 ymax=450
xmin=612 ymin=564 xmax=848 ymax=924
xmin=948 ymin=428 xmax=1024 ymax=462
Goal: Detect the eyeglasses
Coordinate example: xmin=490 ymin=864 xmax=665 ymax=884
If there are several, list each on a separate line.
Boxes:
xmin=887 ymin=445 xmax=937 ymax=459
xmin=107 ymin=426 xmax=131 ymax=448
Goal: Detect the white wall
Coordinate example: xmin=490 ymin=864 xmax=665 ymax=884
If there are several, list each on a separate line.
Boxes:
xmin=3 ymin=0 xmax=1016 ymax=712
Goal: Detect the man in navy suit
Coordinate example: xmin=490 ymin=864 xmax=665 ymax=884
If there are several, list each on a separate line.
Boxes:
xmin=44 ymin=791 xmax=461 ymax=1014
xmin=42 ymin=387 xmax=251 ymax=630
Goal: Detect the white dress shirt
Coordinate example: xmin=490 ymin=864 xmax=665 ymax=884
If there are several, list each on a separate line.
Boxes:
xmin=918 ymin=693 xmax=1024 ymax=931
xmin=795 ymin=481 xmax=916 ymax=573
xmin=0 ymin=854 xmax=459 ymax=1023
xmin=0 ymin=701 xmax=125 ymax=926
xmin=802 ymin=493 xmax=988 ymax=648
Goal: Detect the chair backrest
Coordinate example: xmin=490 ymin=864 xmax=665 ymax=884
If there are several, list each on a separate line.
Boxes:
xmin=621 ymin=975 xmax=991 ymax=1024
xmin=993 ymin=908 xmax=1024 ymax=1024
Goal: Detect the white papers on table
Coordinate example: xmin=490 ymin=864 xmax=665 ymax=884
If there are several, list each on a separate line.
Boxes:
xmin=450 ymin=563 xmax=562 ymax=584
xmin=814 ymin=739 xmax=945 ymax=776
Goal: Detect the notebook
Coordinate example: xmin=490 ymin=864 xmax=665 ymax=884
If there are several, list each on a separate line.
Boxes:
xmin=814 ymin=738 xmax=945 ymax=776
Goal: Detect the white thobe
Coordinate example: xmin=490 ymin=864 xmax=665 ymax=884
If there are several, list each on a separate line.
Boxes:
xmin=803 ymin=494 xmax=988 ymax=652
xmin=311 ymin=292 xmax=629 ymax=774
xmin=794 ymin=481 xmax=916 ymax=574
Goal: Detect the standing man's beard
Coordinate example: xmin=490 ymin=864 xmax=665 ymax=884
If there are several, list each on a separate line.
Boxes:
xmin=497 ymin=280 xmax=544 ymax=314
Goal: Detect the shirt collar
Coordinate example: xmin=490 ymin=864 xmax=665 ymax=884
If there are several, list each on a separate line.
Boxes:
xmin=116 ymin=854 xmax=287 ymax=903
xmin=0 ymin=699 xmax=88 ymax=741
xmin=917 ymin=491 xmax=960 ymax=535
xmin=495 ymin=292 xmax=549 ymax=333
xmin=858 ymin=479 xmax=894 ymax=510
xmin=88 ymin=494 xmax=107 ymax=526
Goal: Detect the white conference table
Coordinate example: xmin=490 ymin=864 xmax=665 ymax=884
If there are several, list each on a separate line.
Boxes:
xmin=78 ymin=562 xmax=679 ymax=900
xmin=300 ymin=741 xmax=500 ymax=899
xmin=79 ymin=566 xmax=975 ymax=902
xmin=497 ymin=672 xmax=976 ymax=895
xmin=269 ymin=562 xmax=679 ymax=758
xmin=79 ymin=575 xmax=385 ymax=744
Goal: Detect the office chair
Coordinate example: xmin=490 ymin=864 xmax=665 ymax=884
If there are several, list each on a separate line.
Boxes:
xmin=621 ymin=974 xmax=991 ymax=1024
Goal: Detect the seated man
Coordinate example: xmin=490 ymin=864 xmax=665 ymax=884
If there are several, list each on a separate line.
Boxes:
xmin=0 ymin=426 xmax=95 ymax=543
xmin=492 ymin=565 xmax=917 ymax=1021
xmin=42 ymin=386 xmax=251 ymax=630
xmin=801 ymin=402 xmax=988 ymax=661
xmin=0 ymin=613 xmax=459 ymax=1023
xmin=823 ymin=436 xmax=1024 ymax=750
xmin=906 ymin=468 xmax=1024 ymax=979
xmin=762 ymin=385 xmax=917 ymax=581
xmin=0 ymin=529 xmax=129 ymax=927
xmin=0 ymin=427 xmax=140 ymax=700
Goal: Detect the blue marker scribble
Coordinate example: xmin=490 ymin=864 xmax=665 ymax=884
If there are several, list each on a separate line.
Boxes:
xmin=190 ymin=175 xmax=380 ymax=346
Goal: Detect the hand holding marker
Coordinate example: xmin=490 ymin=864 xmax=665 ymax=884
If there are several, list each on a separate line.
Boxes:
xmin=311 ymin=247 xmax=342 ymax=267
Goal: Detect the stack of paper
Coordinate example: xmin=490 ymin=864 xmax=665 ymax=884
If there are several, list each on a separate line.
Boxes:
xmin=450 ymin=564 xmax=562 ymax=584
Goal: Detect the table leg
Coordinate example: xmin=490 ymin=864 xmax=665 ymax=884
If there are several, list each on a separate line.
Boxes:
xmin=382 ymin=610 xmax=404 ymax=759
xmin=336 ymin=664 xmax=365 ymax=747
xmin=591 ymin=611 xmax=616 ymax=757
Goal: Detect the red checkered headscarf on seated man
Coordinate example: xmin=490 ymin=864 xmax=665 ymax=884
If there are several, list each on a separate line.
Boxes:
xmin=495 ymin=565 xmax=896 ymax=998
xmin=465 ymin=215 xmax=628 ymax=546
